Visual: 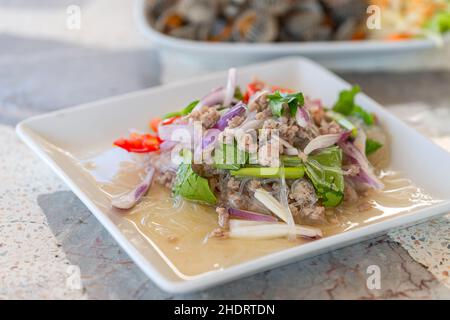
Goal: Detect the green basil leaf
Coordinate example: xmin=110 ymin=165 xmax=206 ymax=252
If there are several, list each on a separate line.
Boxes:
xmin=162 ymin=100 xmax=199 ymax=119
xmin=333 ymin=86 xmax=374 ymax=126
xmin=305 ymin=146 xmax=344 ymax=207
xmin=172 ymin=164 xmax=217 ymax=205
xmin=267 ymin=91 xmax=305 ymax=117
xmin=365 ymin=138 xmax=383 ymax=156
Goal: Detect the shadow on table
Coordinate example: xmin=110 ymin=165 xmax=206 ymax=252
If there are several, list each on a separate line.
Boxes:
xmin=339 ymin=71 xmax=450 ymax=107
xmin=0 ymin=34 xmax=160 ymax=125
xmin=37 ymin=190 xmax=447 ymax=300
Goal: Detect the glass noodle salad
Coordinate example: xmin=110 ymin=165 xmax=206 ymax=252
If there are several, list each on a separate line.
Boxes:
xmin=112 ymin=68 xmax=387 ymax=241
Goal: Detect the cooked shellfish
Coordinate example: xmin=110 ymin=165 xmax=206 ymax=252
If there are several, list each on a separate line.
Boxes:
xmin=233 ymin=9 xmax=279 ymax=42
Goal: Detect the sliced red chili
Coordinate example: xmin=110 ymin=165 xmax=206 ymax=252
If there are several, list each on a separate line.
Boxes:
xmin=114 ymin=133 xmax=160 ymax=153
xmin=149 ymin=117 xmax=162 ymax=133
xmin=162 ymin=116 xmax=181 ymax=126
xmin=271 ymin=86 xmax=294 ymax=94
xmin=243 ymin=80 xmax=266 ymax=103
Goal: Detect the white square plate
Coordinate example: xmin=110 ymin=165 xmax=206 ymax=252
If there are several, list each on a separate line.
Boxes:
xmin=16 ymin=57 xmax=450 ymax=293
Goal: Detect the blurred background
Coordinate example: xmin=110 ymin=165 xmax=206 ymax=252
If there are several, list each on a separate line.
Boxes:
xmin=1 ymin=0 xmax=450 ymax=126
xmin=1 ymin=0 xmax=450 ymax=299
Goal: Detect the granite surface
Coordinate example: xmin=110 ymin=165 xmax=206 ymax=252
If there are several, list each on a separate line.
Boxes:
xmin=1 ymin=0 xmax=450 ymax=299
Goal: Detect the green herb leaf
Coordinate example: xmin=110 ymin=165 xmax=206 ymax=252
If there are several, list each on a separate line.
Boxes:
xmin=280 ymin=155 xmax=303 ymax=167
xmin=365 ymin=138 xmax=383 ymax=156
xmin=172 ymin=164 xmax=217 ymax=205
xmin=230 ymin=166 xmax=305 ymax=179
xmin=234 ymin=86 xmax=243 ymax=101
xmin=162 ymin=100 xmax=199 ymax=119
xmin=267 ymin=91 xmax=305 ymax=117
xmin=182 ymin=100 xmax=199 ymax=115
xmin=213 ymin=142 xmax=248 ymax=170
xmin=352 ymin=105 xmax=375 ymax=126
xmin=333 ymin=86 xmax=374 ymax=126
xmin=425 ymin=10 xmax=450 ymax=34
xmin=326 ymin=111 xmax=358 ymax=137
xmin=304 ymin=146 xmax=344 ymax=207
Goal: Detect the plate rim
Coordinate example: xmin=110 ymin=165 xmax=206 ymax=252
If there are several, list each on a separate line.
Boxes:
xmin=16 ymin=56 xmax=450 ymax=293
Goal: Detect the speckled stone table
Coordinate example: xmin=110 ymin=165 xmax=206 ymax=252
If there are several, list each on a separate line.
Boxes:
xmin=1 ymin=0 xmax=449 ymax=299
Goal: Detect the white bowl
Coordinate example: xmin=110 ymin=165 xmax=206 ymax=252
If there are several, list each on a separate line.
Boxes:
xmin=134 ymin=0 xmax=450 ymax=70
xmin=16 ymin=57 xmax=450 ymax=293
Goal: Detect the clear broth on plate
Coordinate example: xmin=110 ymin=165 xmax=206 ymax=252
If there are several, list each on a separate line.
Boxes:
xmin=80 ymin=147 xmax=438 ymax=278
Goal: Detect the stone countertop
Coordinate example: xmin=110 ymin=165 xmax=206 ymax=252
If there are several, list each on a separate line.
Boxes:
xmin=1 ymin=0 xmax=449 ymax=299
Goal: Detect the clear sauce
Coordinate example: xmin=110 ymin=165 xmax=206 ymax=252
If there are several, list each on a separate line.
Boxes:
xmin=80 ymin=147 xmax=439 ymax=278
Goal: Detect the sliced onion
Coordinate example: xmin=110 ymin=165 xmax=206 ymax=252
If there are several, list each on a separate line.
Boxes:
xmin=202 ymin=128 xmax=221 ymax=149
xmin=159 ymin=140 xmax=178 ymax=153
xmin=238 ymin=119 xmax=264 ymax=132
xmin=304 ymin=131 xmax=351 ymax=155
xmin=296 ymin=107 xmax=310 ymax=128
xmin=158 ymin=124 xmax=193 ymax=142
xmin=254 ymin=188 xmax=290 ymax=223
xmin=213 ymin=102 xmax=246 ymax=131
xmin=111 ymin=167 xmax=155 ymax=210
xmin=248 ymin=90 xmax=269 ymax=110
xmin=228 ymin=222 xmax=322 ymax=240
xmin=223 ymin=68 xmax=237 ymax=108
xmin=153 ymin=152 xmax=179 ymax=172
xmin=228 ymin=219 xmax=271 ymax=228
xmin=353 ymin=127 xmax=366 ymax=155
xmin=304 ymin=98 xmax=323 ymax=110
xmin=339 ymin=141 xmax=384 ymax=190
xmin=228 ymin=208 xmax=278 ymax=222
xmin=274 ymin=136 xmax=299 ymax=156
xmin=193 ymin=86 xmax=225 ymax=112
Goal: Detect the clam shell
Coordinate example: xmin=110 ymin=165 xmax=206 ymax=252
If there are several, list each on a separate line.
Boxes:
xmin=283 ymin=2 xmax=331 ymax=41
xmin=154 ymin=8 xmax=185 ymax=33
xmin=334 ymin=18 xmax=360 ymax=40
xmin=168 ymin=25 xmax=198 ymax=40
xmin=208 ymin=19 xmax=233 ymax=42
xmin=248 ymin=0 xmax=292 ymax=16
xmin=220 ymin=0 xmax=248 ymax=19
xmin=320 ymin=0 xmax=368 ymax=25
xmin=233 ymin=10 xmax=279 ymax=42
xmin=145 ymin=0 xmax=177 ymax=25
xmin=176 ymin=0 xmax=218 ymax=25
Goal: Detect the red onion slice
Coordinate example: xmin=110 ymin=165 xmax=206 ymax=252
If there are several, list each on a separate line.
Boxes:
xmin=223 ymin=68 xmax=237 ymax=108
xmin=237 ymin=119 xmax=264 ymax=132
xmin=304 ymin=98 xmax=323 ymax=110
xmin=111 ymin=167 xmax=155 ymax=210
xmin=193 ymin=68 xmax=238 ymax=112
xmin=228 ymin=208 xmax=278 ymax=222
xmin=202 ymin=128 xmax=221 ymax=149
xmin=213 ymin=102 xmax=246 ymax=131
xmin=193 ymin=86 xmax=225 ymax=112
xmin=304 ymin=131 xmax=351 ymax=155
xmin=295 ymin=107 xmax=310 ymax=128
xmin=339 ymin=141 xmax=384 ymax=190
xmin=159 ymin=140 xmax=178 ymax=153
xmin=158 ymin=124 xmax=194 ymax=142
xmin=353 ymin=127 xmax=366 ymax=155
